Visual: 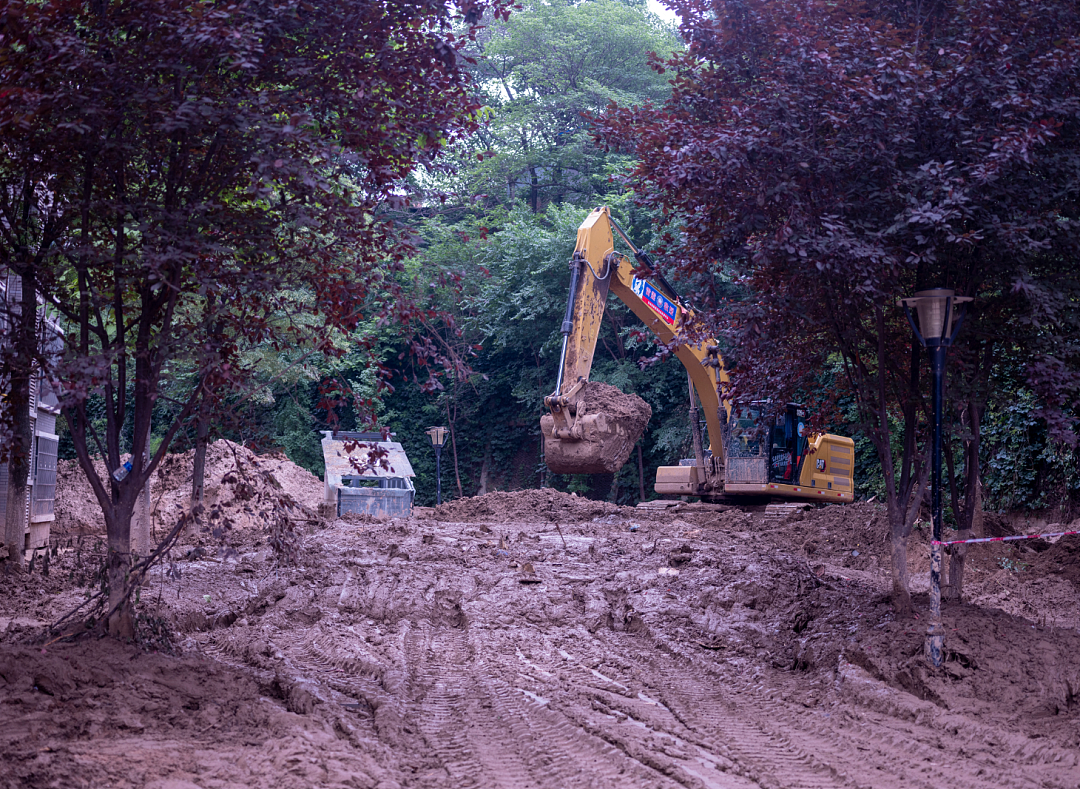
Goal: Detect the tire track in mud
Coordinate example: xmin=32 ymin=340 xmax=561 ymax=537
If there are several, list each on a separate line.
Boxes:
xmin=179 ymin=511 xmax=1079 ymax=789
xmin=320 ymin=547 xmax=771 ymax=787
xmin=198 ymin=606 xmax=1071 ymax=789
xmin=293 ymin=628 xmax=409 ymax=721
xmin=407 ymin=627 xmax=534 ymax=788
xmin=192 ymin=565 xmax=845 ymax=787
xmin=402 ymin=625 xmax=662 ymax=789
xmin=534 ymin=636 xmax=814 ymax=789
xmin=192 ymin=574 xmax=670 ymax=787
xmin=727 ymin=690 xmax=1003 ymax=789
xmin=196 ymin=620 xmax=401 ymax=727
xmin=616 ymin=633 xmax=1060 ymax=789
xmin=641 ymin=661 xmax=870 ymax=789
xmin=732 ymin=676 xmax=1079 ymax=789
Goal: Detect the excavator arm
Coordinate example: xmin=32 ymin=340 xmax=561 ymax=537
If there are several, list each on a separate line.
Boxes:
xmin=541 ymin=206 xmax=857 ymax=504
xmin=541 ymin=206 xmax=730 ymax=491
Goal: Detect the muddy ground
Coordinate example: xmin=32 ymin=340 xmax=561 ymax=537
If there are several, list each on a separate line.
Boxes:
xmin=2 ymin=442 xmax=1080 ymax=789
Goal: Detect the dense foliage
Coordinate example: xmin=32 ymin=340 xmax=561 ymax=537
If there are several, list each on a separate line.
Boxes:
xmin=205 ymin=0 xmax=695 ymax=507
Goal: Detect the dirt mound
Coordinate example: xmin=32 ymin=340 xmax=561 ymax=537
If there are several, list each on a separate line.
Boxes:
xmin=982 ymin=510 xmax=1018 ymax=537
xmin=53 ymin=457 xmax=110 ymax=537
xmin=792 ymin=501 xmax=886 ymax=573
xmin=578 ymin=380 xmax=652 ymax=424
xmin=53 ymin=440 xmax=324 ymax=539
xmin=0 ymin=638 xmax=390 ymax=788
xmin=541 ymin=381 xmax=652 ymax=475
xmin=844 ymin=597 xmax=1080 ymax=722
xmin=1032 ymin=536 xmax=1080 ymax=591
xmin=152 ymin=440 xmax=323 ymax=536
xmin=431 ymin=487 xmax=619 ymax=522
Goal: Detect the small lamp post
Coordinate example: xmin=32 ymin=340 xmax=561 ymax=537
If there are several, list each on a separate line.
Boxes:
xmin=899 ymin=288 xmax=972 ymax=667
xmin=425 ymin=426 xmax=449 ymax=505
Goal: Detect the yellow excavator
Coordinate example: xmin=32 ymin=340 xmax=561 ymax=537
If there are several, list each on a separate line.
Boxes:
xmin=541 ymin=207 xmax=855 ymax=503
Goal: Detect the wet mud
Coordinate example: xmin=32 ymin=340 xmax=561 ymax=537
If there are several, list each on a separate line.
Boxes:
xmin=3 ymin=447 xmax=1080 ymax=788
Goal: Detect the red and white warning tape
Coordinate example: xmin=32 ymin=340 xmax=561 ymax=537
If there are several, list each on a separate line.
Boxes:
xmin=933 ymin=530 xmax=1080 ymax=547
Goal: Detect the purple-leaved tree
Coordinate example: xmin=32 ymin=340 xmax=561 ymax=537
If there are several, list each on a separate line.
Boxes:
xmin=597 ymin=0 xmax=1080 ymax=614
xmin=0 ymin=0 xmax=511 ymax=635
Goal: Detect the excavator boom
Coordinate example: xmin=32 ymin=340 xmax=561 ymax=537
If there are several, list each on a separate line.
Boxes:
xmin=542 ymin=207 xmax=728 ymax=481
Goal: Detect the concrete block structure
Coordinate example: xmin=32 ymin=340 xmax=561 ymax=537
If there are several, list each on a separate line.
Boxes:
xmin=321 ymin=431 xmax=415 ymax=519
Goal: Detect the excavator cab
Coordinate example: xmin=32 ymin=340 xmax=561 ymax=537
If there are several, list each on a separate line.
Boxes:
xmin=768 ymin=404 xmax=809 ymax=484
xmin=728 ymin=405 xmax=766 ymax=457
xmin=730 ymin=401 xmax=809 ymax=485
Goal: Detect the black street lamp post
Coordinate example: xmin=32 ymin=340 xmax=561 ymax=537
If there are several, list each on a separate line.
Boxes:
xmin=425 ymin=426 xmax=449 ymax=506
xmin=900 ymin=288 xmax=972 ymax=667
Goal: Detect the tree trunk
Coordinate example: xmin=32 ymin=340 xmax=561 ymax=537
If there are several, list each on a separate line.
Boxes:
xmin=946 ymin=535 xmax=968 ymax=604
xmin=4 ymin=483 xmax=28 ymax=567
xmin=192 ymin=307 xmax=217 ymax=510
xmin=106 ymin=559 xmax=134 ymax=637
xmin=947 ymin=400 xmax=983 ymax=602
xmin=131 ymin=423 xmax=152 ymax=557
xmin=888 ymin=512 xmax=914 ymax=617
xmin=131 ymin=478 xmax=152 ymax=557
xmin=971 ymin=478 xmax=984 ymax=538
xmin=873 ymin=307 xmax=923 ymax=617
xmin=887 ymin=460 xmax=929 ymax=619
xmin=105 ymin=506 xmax=135 ymax=639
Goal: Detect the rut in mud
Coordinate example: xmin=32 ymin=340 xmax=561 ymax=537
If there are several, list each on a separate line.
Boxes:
xmin=3 ymin=446 xmax=1080 ymax=788
xmin=183 ymin=505 xmax=1078 ymax=789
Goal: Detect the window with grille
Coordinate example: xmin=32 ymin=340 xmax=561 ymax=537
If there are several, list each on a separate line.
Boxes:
xmin=32 ymin=433 xmax=58 ymax=519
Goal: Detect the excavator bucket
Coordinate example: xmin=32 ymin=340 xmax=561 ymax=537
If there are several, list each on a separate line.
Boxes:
xmin=541 ymin=382 xmax=652 ymax=475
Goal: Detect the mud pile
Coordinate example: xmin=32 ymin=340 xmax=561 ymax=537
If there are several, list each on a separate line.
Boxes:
xmin=153 ymin=440 xmax=323 ymax=536
xmin=1034 ymin=534 xmax=1080 ymax=589
xmin=430 ymin=487 xmax=619 ymax=522
xmin=541 ymin=381 xmax=652 ymax=474
xmin=53 ymin=440 xmax=324 ymax=539
xmin=53 ymin=457 xmax=110 ymax=536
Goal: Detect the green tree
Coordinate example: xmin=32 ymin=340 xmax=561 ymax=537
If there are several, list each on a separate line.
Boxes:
xmin=438 ymin=0 xmax=681 ymax=212
xmin=257 ymin=4 xmax=723 ymax=507
xmin=374 ymin=201 xmax=691 ymax=505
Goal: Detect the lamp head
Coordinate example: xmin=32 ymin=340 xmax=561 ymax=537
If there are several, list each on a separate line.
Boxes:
xmin=426 ymin=426 xmax=448 ymax=449
xmin=899 ymin=288 xmax=973 ymax=345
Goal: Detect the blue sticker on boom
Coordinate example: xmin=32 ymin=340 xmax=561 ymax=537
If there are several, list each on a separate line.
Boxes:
xmin=631 ymin=276 xmax=677 ymax=325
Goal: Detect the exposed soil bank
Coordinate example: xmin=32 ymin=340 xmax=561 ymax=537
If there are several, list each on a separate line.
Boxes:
xmin=53 ymin=440 xmax=324 ymax=540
